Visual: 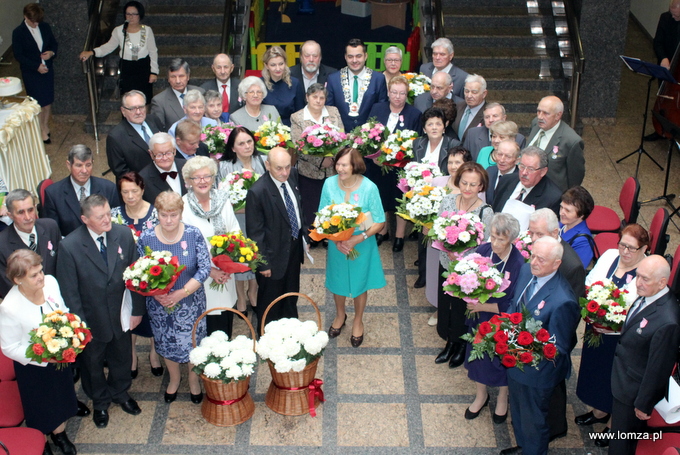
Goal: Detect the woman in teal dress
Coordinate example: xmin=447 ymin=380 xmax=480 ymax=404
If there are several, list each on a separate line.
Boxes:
xmin=320 ymin=147 xmax=386 ymax=347
xmin=476 ymin=120 xmax=519 ymax=169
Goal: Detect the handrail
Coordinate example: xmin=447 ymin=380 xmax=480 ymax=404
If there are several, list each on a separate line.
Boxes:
xmin=81 ymin=0 xmax=105 ymax=143
xmin=563 ymin=0 xmax=585 ymax=128
xmin=220 ymin=0 xmax=235 ymax=54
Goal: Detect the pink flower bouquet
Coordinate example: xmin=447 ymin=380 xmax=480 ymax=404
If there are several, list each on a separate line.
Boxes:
xmin=201 ymin=123 xmax=238 ymax=160
xmin=396 ymin=161 xmax=442 ymax=193
xmin=426 ymin=211 xmax=485 ymax=254
xmin=347 ymin=118 xmax=387 ymax=157
xmin=297 ymin=122 xmax=347 ymax=156
xmin=513 ymin=230 xmax=533 ymax=262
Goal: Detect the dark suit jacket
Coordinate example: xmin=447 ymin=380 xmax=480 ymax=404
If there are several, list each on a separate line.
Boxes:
xmin=43 ymin=177 xmax=120 ymax=236
xmin=367 ymin=102 xmax=422 ymax=135
xmin=12 ymin=21 xmax=58 ymax=75
xmin=485 ymin=165 xmax=518 ymax=206
xmin=413 ymin=92 xmax=464 ymax=114
xmin=289 ymin=63 xmax=337 ymax=87
xmin=527 ymin=119 xmax=585 ymax=192
xmin=452 ymin=101 xmax=485 ymax=140
xmin=419 ymin=62 xmax=469 ymax=99
xmin=106 ymin=118 xmax=160 ymax=179
xmin=507 ymin=266 xmax=580 ymax=388
xmin=149 ymin=84 xmax=204 ymax=131
xmin=560 ymin=239 xmax=586 ymax=299
xmin=462 ymin=126 xmax=527 ymax=161
xmin=177 ymin=143 xmax=210 ymax=160
xmin=492 ymin=173 xmax=562 ymax=215
xmin=199 ymin=77 xmax=242 ymax=113
xmin=412 ymin=135 xmax=460 ymax=174
xmin=56 ymin=224 xmax=144 ymax=343
xmin=611 ymin=290 xmax=680 ymax=414
xmin=0 ymin=219 xmax=61 ymax=298
xmin=245 ymin=170 xmax=306 ymax=280
xmin=139 ymin=158 xmax=187 ymax=204
xmin=325 ymin=68 xmax=388 ymax=131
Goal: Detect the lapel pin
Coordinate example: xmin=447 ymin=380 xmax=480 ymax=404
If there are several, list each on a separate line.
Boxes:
xmin=534 ymin=300 xmax=545 ymax=316
xmin=118 ymin=246 xmax=124 ymax=260
xmin=47 ymin=240 xmax=55 ymax=256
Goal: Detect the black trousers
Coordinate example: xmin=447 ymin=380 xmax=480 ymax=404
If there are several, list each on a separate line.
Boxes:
xmin=79 ymin=331 xmax=132 ymax=410
xmin=609 ymin=397 xmax=647 ymax=455
xmin=206 ymin=311 xmax=234 ymax=339
xmin=548 ymin=379 xmax=568 ymax=438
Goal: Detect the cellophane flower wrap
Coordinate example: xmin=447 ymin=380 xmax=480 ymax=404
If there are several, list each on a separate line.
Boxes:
xmin=579 ymin=279 xmax=633 ymax=347
xmin=427 ymin=210 xmax=485 ymax=253
xmin=208 ymin=231 xmax=266 ymax=290
xmin=253 ymin=120 xmax=294 ymax=154
xmin=396 ymin=180 xmax=448 ymax=231
xmin=201 ymin=123 xmax=237 ymax=160
xmin=26 ymin=309 xmax=92 ymax=369
xmin=256 ymin=318 xmax=329 ymax=373
xmin=123 ymin=246 xmax=186 ymax=312
xmin=297 ymin=122 xmax=347 ymax=156
xmin=403 ymin=72 xmax=431 ymax=104
xmin=368 ymin=129 xmax=418 ymax=173
xmin=347 ymin=118 xmax=387 ymax=157
xmin=442 ymin=252 xmax=510 ymax=318
xmin=309 ymin=203 xmax=366 ymax=260
xmin=190 ymin=331 xmax=257 ymax=384
xmin=112 ymin=213 xmax=141 ymax=243
xmin=461 ymin=307 xmax=558 ymax=371
xmin=218 ymin=169 xmax=259 ymax=211
xmin=513 ymin=230 xmax=533 ymax=262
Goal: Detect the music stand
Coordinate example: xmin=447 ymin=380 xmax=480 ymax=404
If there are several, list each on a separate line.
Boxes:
xmin=616 ymin=56 xmax=677 ymax=178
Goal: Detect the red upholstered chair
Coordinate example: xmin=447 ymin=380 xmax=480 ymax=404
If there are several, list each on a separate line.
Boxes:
xmin=35 ymin=178 xmax=54 ymax=219
xmin=649 ymin=207 xmax=670 ymax=256
xmin=648 ymin=408 xmax=680 ymax=432
xmin=406 ymin=27 xmax=420 ymax=72
xmin=244 ymin=69 xmax=262 ymax=78
xmin=636 ymin=432 xmax=680 ymax=454
xmin=0 ymin=351 xmax=15 ymax=381
xmin=0 ymin=427 xmax=45 ymax=454
xmin=0 ymin=381 xmax=24 ymax=428
xmin=670 ymin=244 xmax=680 ymax=299
xmin=593 ymin=232 xmax=619 ymax=261
xmin=587 ymin=177 xmax=640 ymax=234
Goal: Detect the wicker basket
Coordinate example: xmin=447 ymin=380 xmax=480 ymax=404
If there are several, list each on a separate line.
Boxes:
xmin=191 ymin=307 xmax=256 ymax=426
xmin=261 ymin=293 xmax=325 ymax=416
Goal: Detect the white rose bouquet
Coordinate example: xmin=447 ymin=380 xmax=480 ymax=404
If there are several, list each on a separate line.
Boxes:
xmin=396 ymin=180 xmax=448 ymax=231
xmin=190 ymin=331 xmax=257 ymax=384
xmin=257 ymin=318 xmax=329 ymax=373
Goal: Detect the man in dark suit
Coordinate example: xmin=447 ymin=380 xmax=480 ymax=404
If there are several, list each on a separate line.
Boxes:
xmin=462 ymin=102 xmax=527 ymax=159
xmin=107 ymin=90 xmax=160 ymax=179
xmin=492 ymin=146 xmax=563 ymax=216
xmin=526 ymin=96 xmax=585 ymax=192
xmin=150 ymin=58 xmax=204 ymax=131
xmin=200 ymin=53 xmax=241 ymax=114
xmin=44 ymin=145 xmax=120 ymax=236
xmin=139 ymin=133 xmax=187 ymax=204
xmin=500 ymin=236 xmax=580 ymax=455
xmin=485 ymin=140 xmax=520 ymax=206
xmin=609 ymin=255 xmax=680 ymax=455
xmin=56 ymin=194 xmax=145 ymax=429
xmin=289 ymin=40 xmax=337 ymax=91
xmin=452 ymin=74 xmax=487 ymax=141
xmin=246 ymin=147 xmax=307 ymax=328
xmin=326 ymin=38 xmax=388 ymax=131
xmin=175 ymin=120 xmax=210 ymax=160
xmin=413 ymin=71 xmax=463 ymax=114
xmin=419 ymin=37 xmax=469 ymax=99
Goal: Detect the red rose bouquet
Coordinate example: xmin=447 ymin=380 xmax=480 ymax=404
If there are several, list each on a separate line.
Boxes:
xmin=208 ymin=231 xmax=267 ymax=289
xmin=366 ymin=129 xmax=418 ymax=173
xmin=123 ymin=246 xmax=186 ymax=312
xmin=579 ymin=279 xmax=632 ymax=347
xmin=25 ymin=309 xmax=92 ymax=369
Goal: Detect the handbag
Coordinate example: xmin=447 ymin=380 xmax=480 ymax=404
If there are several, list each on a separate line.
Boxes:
xmin=358 ymin=211 xmax=374 ymax=232
xmin=654 ymin=362 xmax=680 ymax=424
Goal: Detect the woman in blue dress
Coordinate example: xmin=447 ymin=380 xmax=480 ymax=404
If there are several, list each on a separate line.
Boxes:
xmin=261 ymin=45 xmax=305 ymax=126
xmin=137 ymin=191 xmax=211 ymax=404
xmin=320 ymin=147 xmax=386 ymax=347
xmin=559 ymin=185 xmax=595 ymax=268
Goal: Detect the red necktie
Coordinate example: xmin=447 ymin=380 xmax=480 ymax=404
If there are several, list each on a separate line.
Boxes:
xmin=222 ymin=84 xmax=229 ymax=113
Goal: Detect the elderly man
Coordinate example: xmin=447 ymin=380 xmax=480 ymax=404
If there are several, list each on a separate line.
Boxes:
xmin=419 ymin=37 xmax=469 ymax=99
xmin=492 ymin=146 xmax=563 ymax=215
xmin=413 ymin=71 xmax=463 ymax=113
xmin=107 ymin=90 xmax=161 ymax=179
xmin=175 ymin=120 xmax=210 ymax=160
xmin=463 ymin=103 xmax=527 ymax=159
xmin=500 ymin=236 xmax=580 ymax=455
xmin=139 ymin=133 xmax=187 ymax=203
xmin=527 ymin=95 xmax=585 ymax=191
xmin=452 ymin=74 xmax=487 ymax=140
xmin=609 ymin=255 xmax=680 ymax=455
xmin=150 ymin=58 xmax=204 ymax=131
xmin=290 ymin=40 xmax=337 ymax=91
xmin=44 ymin=145 xmax=120 ymax=236
xmin=200 ymin=53 xmax=241 ymax=114
xmin=485 ymin=140 xmax=520 ymax=205
xmin=167 ymin=90 xmax=217 ymax=138
xmin=326 ymin=38 xmax=388 ymax=131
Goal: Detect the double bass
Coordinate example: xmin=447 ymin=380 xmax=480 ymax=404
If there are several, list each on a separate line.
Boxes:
xmin=652 ymin=42 xmax=680 ymax=138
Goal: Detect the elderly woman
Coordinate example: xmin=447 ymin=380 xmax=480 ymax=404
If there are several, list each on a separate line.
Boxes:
xmin=575 ymin=224 xmax=649 ymax=447
xmin=382 ymin=46 xmax=403 ymax=84
xmin=181 ymin=156 xmax=240 ymax=336
xmin=321 ymin=147 xmax=386 ymax=347
xmin=476 ymin=120 xmax=519 ymax=169
xmin=559 ymin=185 xmax=595 ymax=268
xmin=436 ymin=162 xmax=493 ymax=368
xmin=137 ymin=191 xmax=211 ymax=405
xmin=0 ymin=250 xmax=77 ymax=455
xmin=230 ymin=77 xmax=280 ymax=131
xmin=291 ymin=83 xmax=343 ymax=244
xmin=261 ymin=45 xmax=305 ymax=126
xmin=463 ymin=213 xmax=525 ymax=423
xmin=204 ymin=89 xmax=229 ymax=123
xmin=168 ymin=90 xmax=217 ymax=138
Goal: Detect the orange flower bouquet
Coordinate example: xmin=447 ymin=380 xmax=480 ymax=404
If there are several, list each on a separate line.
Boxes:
xmin=25 ymin=310 xmax=92 ymax=369
xmin=309 ymin=203 xmax=366 ymax=260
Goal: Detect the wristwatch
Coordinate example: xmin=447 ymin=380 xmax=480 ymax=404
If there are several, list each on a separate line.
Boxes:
xmin=362 ymin=232 xmax=368 ymax=240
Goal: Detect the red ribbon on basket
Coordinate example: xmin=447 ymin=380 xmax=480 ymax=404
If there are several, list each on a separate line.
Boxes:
xmin=207 ymin=389 xmax=249 ymax=406
xmin=273 ymin=378 xmax=325 ymax=417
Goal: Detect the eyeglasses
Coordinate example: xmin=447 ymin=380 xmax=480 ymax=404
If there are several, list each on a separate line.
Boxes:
xmin=246 ymin=90 xmax=263 ymax=96
xmin=188 ymin=175 xmax=215 ymax=182
xmin=618 ymin=242 xmax=642 ymax=252
xmin=153 ymin=152 xmax=174 ymax=159
xmin=389 ymin=91 xmax=407 ymax=97
xmin=122 ymin=105 xmax=145 ymax=112
xmin=125 ymin=12 xmax=140 ymax=16
xmin=385 ymin=59 xmax=402 ymax=63
xmin=518 ymin=163 xmax=544 ymax=173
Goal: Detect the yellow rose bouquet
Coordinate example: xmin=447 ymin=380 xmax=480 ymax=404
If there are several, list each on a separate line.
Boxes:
xmin=309 ymin=203 xmax=366 ymax=260
xmin=208 ymin=232 xmax=267 ymax=290
xmin=25 ymin=309 xmax=92 ymax=369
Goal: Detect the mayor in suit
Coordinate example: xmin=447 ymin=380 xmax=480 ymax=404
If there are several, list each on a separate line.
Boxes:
xmin=139 ymin=133 xmax=188 ymax=203
xmin=0 ymin=189 xmax=60 ymax=298
xmin=485 ymin=140 xmax=520 ymax=206
xmin=501 ymin=236 xmax=580 ymax=455
xmin=526 ymin=96 xmax=585 ymax=192
xmin=609 ymin=255 xmax=680 ymax=455
xmin=462 ymin=102 xmax=527 ymax=160
xmin=419 ymin=37 xmax=469 ymax=99
xmin=107 ymin=90 xmax=160 ymax=179
xmin=56 ymin=194 xmax=145 ymax=428
xmin=200 ymin=53 xmax=241 ymax=114
xmin=245 ymin=147 xmax=307 ymax=328
xmin=326 ymin=38 xmax=388 ymax=132
xmin=44 ymin=145 xmax=120 ymax=236
xmin=289 ymin=40 xmax=337 ymax=92
xmin=150 ymin=58 xmax=204 ymax=131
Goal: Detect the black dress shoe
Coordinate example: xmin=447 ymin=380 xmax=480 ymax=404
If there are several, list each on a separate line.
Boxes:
xmin=190 ymin=392 xmax=203 ymax=404
xmin=43 ymin=441 xmax=54 ymax=455
xmin=164 ymin=391 xmax=177 ymax=403
xmin=76 ymin=400 xmax=90 ymax=417
xmin=493 ymin=411 xmax=508 ymax=424
xmin=464 ymin=395 xmax=489 ymax=420
xmin=43 ymin=138 xmax=52 ymax=144
xmin=328 ymin=314 xmax=347 ymax=339
xmin=408 ymin=230 xmax=419 ymax=240
xmin=593 ymin=427 xmax=611 ymax=447
xmin=414 ymin=276 xmax=426 ymax=288
xmin=50 ymin=431 xmax=76 ymax=455
xmin=150 ymin=365 xmax=164 ymax=377
xmin=322 ymin=239 xmax=328 ymax=249
xmin=392 ymin=237 xmax=404 ymax=252
xmin=574 ymin=410 xmax=610 ymax=426
xmin=449 ymin=342 xmax=466 ymax=368
xmin=92 ymin=409 xmax=109 ymax=428
xmin=435 ymin=341 xmax=455 ymax=364
xmin=375 ymin=233 xmax=384 ymax=246
xmin=119 ymin=398 xmax=141 ymax=415
xmin=131 ymin=368 xmax=138 ymax=379
xmin=309 ymin=239 xmax=320 ymax=248
xmin=350 ymin=334 xmax=364 ymax=347
xmin=414 ymin=260 xmax=420 ymax=266
xmin=500 ymin=447 xmax=522 ymax=455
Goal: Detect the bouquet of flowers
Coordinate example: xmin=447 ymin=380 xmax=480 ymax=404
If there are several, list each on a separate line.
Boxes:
xmin=190 ymin=331 xmax=257 ymax=384
xmin=347 ymin=118 xmax=387 ymax=157
xmin=112 ymin=213 xmax=141 ymax=243
xmin=253 ymin=120 xmax=294 ymax=154
xmin=25 ymin=310 xmax=92 ymax=369
xmin=513 ymin=231 xmax=533 ymax=262
xmin=208 ymin=231 xmax=266 ymax=289
xmin=461 ymin=307 xmax=558 ymax=371
xmin=296 ymin=122 xmax=347 ymax=156
xmin=579 ymin=279 xmax=633 ymax=347
xmin=201 ymin=123 xmax=237 ymax=160
xmin=427 ymin=211 xmax=486 ymax=253
xmin=396 ymin=161 xmax=442 ymax=193
xmin=403 ymin=72 xmax=431 ymax=104
xmin=396 ymin=180 xmax=448 ymax=231
xmin=367 ymin=129 xmax=418 ymax=172
xmin=309 ymin=203 xmax=366 ymax=260
xmin=256 ymin=318 xmax=329 ymax=373
xmin=219 ymin=170 xmax=259 ymax=211
xmin=123 ymin=247 xmax=186 ymax=311
xmin=442 ymin=252 xmax=510 ymax=318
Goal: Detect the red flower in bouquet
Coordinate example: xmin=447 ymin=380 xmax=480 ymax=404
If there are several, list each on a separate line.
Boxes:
xmin=502 ymin=355 xmax=517 ymax=368
xmin=586 ymin=300 xmax=600 ymax=313
xmin=25 ymin=310 xmax=91 ymax=369
xmin=519 ymin=352 xmax=534 ymax=364
xmin=495 ymin=342 xmax=509 ymax=355
xmin=597 ymin=308 xmax=607 ymax=317
xmin=32 ymin=344 xmax=44 ymax=356
xmin=139 ymin=281 xmax=148 ymax=290
xmin=543 ymin=344 xmax=557 ymax=359
xmin=579 ymin=279 xmax=632 ymax=347
xmin=493 ymin=331 xmax=509 ymax=343
xmin=478 ymin=321 xmax=493 ymax=336
xmin=508 ymin=312 xmax=522 ymax=325
xmin=123 ymin=247 xmax=186 ymax=312
xmin=536 ymin=328 xmax=550 ymax=343
xmin=149 ymin=265 xmax=163 ymax=276
xmin=517 ymin=331 xmax=534 ymax=346
xmin=208 ymin=232 xmax=267 ymax=290
xmin=62 ymin=348 xmax=76 ymax=363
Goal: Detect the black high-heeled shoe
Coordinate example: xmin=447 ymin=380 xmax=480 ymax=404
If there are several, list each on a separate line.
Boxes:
xmin=464 ymin=395 xmax=489 ymax=420
xmin=328 ymin=314 xmax=347 ymax=338
xmin=150 ymin=354 xmax=164 ymax=377
xmin=165 ymin=382 xmax=180 ymax=403
xmin=392 ymin=237 xmax=404 ymax=252
xmin=131 ymin=356 xmax=138 ymax=379
xmin=190 ymin=392 xmax=203 ymax=404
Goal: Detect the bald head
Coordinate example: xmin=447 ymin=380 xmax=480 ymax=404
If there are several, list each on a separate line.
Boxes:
xmin=430 ymin=72 xmax=453 ymax=101
xmin=212 ymin=53 xmax=234 ymax=84
xmin=536 ymin=96 xmax=564 ymax=131
xmin=636 ymin=255 xmax=671 ymax=297
xmin=265 ymin=147 xmax=292 ymax=183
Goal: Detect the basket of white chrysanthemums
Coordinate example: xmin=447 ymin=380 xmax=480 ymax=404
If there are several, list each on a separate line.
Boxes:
xmin=257 ymin=293 xmax=329 ymax=416
xmin=190 ymin=307 xmax=257 ymax=426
